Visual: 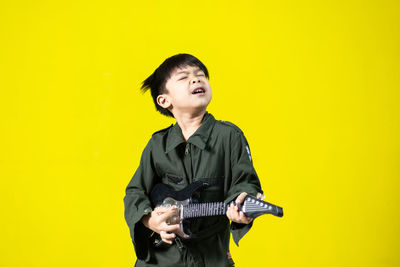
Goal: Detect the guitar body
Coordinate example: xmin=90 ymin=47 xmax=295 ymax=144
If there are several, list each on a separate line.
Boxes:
xmin=151 ymin=181 xmax=207 ymax=229
xmin=149 ymin=181 xmax=283 ymax=247
xmin=150 ymin=181 xmax=207 ymax=247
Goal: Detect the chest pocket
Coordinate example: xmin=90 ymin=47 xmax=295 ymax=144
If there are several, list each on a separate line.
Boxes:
xmin=161 ymin=173 xmax=187 ymax=191
xmin=193 ymin=177 xmax=224 ymax=202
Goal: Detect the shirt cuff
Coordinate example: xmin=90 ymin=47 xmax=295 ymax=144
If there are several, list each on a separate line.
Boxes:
xmin=230 ymin=221 xmax=254 ymax=246
xmin=129 ymin=206 xmax=153 ymax=262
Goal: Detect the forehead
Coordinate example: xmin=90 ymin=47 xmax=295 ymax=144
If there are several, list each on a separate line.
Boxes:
xmin=170 ymin=65 xmax=202 ymax=76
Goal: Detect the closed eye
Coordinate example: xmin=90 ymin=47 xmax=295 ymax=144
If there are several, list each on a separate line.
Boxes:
xmin=178 ymin=76 xmax=187 ymax=80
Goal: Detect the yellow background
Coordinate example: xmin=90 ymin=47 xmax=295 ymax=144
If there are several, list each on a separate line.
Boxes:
xmin=1 ymin=1 xmax=399 ymax=266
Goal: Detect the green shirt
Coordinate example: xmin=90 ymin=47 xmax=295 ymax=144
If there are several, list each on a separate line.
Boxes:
xmin=124 ymin=112 xmax=262 ymax=267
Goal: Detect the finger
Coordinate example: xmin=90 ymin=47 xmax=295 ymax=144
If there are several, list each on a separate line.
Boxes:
xmin=227 ymin=204 xmax=241 ymax=221
xmin=160 ymin=230 xmax=176 ymax=240
xmin=230 ymin=202 xmax=239 ymax=211
xmin=160 ymin=230 xmax=175 ymax=244
xmin=163 ymin=223 xmax=180 ymax=233
xmin=154 ymin=206 xmax=167 ymax=214
xmin=175 ymin=225 xmax=190 ymax=239
xmin=257 ymin=192 xmax=265 ymax=200
xmin=226 ymin=204 xmax=234 ymax=220
xmin=160 ymin=230 xmax=176 ymax=238
xmin=235 ymin=192 xmax=248 ymax=204
xmin=158 ymin=207 xmax=178 ymax=221
xmin=155 ymin=206 xmax=176 ymax=214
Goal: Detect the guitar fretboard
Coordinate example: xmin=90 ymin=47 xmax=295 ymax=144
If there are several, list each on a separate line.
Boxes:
xmin=182 ymin=202 xmax=229 ymax=219
xmin=181 ymin=196 xmax=283 ymax=219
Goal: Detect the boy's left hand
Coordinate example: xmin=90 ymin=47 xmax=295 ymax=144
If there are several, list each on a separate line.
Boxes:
xmin=226 ymin=192 xmax=253 ymax=224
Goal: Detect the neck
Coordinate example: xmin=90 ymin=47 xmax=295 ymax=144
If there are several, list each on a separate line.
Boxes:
xmin=174 ymin=110 xmax=207 ymax=142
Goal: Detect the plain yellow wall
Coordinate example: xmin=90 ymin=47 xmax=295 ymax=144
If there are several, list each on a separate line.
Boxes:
xmin=1 ymin=1 xmax=399 ymax=266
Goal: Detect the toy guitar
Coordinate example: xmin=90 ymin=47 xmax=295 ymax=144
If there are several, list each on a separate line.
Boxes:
xmin=150 ymin=181 xmax=283 ymax=247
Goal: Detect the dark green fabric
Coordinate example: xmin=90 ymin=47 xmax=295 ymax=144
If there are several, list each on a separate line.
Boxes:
xmin=124 ymin=112 xmax=262 ymax=266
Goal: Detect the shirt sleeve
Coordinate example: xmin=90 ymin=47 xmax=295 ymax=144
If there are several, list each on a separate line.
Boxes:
xmin=225 ymin=130 xmax=263 ymax=246
xmin=123 ymin=138 xmax=157 ymax=262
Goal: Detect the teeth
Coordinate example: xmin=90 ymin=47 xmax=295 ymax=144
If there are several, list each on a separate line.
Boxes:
xmin=193 ymin=89 xmax=204 ymax=94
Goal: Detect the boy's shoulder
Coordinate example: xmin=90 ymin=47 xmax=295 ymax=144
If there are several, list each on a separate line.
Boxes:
xmin=215 ymin=119 xmax=244 ymax=135
xmin=151 ymin=124 xmax=174 ymax=136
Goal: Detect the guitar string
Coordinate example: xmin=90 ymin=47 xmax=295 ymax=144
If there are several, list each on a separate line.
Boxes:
xmin=183 ymin=203 xmax=276 ymax=218
xmin=184 ymin=205 xmax=274 ymax=210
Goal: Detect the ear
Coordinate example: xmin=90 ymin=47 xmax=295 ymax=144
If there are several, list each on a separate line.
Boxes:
xmin=156 ymin=94 xmax=171 ymax=109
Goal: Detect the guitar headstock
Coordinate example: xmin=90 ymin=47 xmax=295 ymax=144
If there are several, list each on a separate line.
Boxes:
xmin=241 ymin=196 xmax=284 ymax=218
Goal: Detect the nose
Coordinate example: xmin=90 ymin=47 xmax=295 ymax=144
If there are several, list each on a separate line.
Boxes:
xmin=190 ymin=76 xmax=201 ymax=84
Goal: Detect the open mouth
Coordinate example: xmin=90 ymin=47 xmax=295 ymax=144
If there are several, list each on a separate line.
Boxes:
xmin=192 ymin=87 xmax=205 ymax=94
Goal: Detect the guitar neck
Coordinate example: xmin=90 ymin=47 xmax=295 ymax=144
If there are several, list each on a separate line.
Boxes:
xmin=182 ymin=202 xmax=228 ymax=219
xmin=182 ymin=196 xmax=283 ymax=219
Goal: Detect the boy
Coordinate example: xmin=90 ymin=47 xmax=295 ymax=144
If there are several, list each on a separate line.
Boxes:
xmin=124 ymin=54 xmax=263 ymax=266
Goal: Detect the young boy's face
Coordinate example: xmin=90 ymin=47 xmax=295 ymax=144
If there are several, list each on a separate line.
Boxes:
xmin=159 ymin=64 xmax=212 ymax=116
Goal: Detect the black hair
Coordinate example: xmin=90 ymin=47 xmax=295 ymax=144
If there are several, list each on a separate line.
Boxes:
xmin=141 ymin=53 xmax=209 ymax=117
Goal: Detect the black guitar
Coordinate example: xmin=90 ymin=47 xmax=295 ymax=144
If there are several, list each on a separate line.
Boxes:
xmin=150 ymin=181 xmax=283 ymax=246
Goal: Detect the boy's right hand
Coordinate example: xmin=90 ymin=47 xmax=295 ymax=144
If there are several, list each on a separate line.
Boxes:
xmin=141 ymin=206 xmax=187 ymax=244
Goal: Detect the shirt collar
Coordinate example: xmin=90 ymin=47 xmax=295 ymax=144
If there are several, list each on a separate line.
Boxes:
xmin=165 ymin=112 xmax=216 ymax=153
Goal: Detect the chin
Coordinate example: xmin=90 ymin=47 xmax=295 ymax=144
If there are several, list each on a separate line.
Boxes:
xmin=193 ymin=105 xmax=209 ymax=114
xmin=200 ymin=100 xmax=211 ymax=109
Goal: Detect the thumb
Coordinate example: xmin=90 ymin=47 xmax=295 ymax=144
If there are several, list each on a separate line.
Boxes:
xmin=235 ymin=192 xmax=248 ymax=204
